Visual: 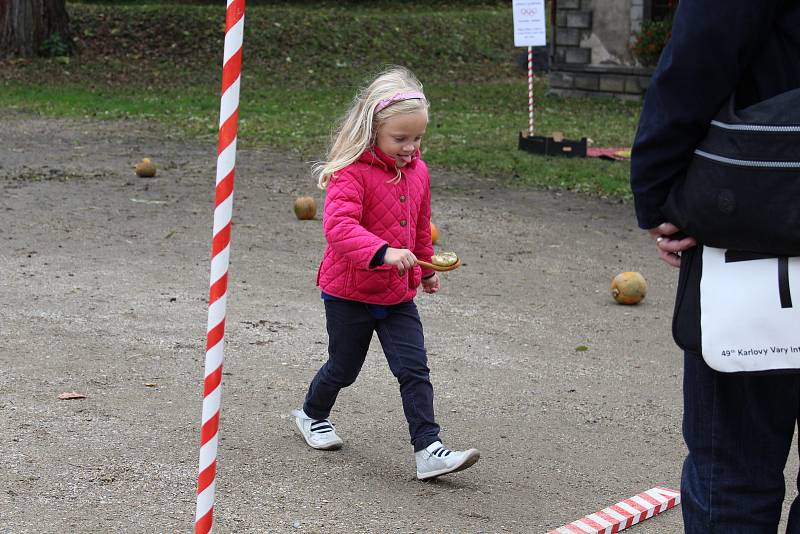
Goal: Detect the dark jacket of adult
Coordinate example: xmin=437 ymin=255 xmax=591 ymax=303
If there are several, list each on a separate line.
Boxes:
xmin=631 ymin=0 xmax=800 ymax=231
xmin=630 ymin=0 xmax=800 ymax=350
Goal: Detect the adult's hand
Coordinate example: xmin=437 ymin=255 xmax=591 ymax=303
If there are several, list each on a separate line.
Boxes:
xmin=647 ymin=222 xmax=697 ymax=268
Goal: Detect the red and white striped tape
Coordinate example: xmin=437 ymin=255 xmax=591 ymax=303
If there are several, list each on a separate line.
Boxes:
xmin=195 ymin=0 xmax=245 ymax=532
xmin=547 ymin=487 xmax=681 ymax=534
xmin=527 ymin=45 xmax=534 ymax=136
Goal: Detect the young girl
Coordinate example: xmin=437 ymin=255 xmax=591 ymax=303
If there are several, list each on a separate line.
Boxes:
xmin=291 ymin=66 xmax=480 ymax=481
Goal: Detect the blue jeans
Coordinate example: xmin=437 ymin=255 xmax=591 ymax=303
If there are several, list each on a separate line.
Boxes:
xmin=303 ymin=299 xmax=441 ymax=452
xmin=682 ymin=352 xmax=800 ymax=533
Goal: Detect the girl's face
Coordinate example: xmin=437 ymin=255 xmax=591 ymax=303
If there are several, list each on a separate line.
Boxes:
xmin=375 ymin=110 xmax=428 ymax=168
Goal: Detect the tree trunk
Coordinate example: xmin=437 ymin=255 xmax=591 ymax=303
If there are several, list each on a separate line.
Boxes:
xmin=0 ymin=0 xmax=71 ymax=58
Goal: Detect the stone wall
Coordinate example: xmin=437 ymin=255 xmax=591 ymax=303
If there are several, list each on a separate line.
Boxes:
xmin=549 ymin=0 xmax=653 ymax=99
xmin=548 ymin=65 xmax=653 ymax=100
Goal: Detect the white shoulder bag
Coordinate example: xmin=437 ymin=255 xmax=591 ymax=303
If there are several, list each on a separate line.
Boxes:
xmin=701 ymin=246 xmax=800 ymax=372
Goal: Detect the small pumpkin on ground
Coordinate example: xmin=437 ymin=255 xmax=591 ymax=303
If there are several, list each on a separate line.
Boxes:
xmin=134 ymin=158 xmax=157 ymax=178
xmin=611 ymin=271 xmax=647 ymax=305
xmin=430 ymin=222 xmax=439 ymax=244
xmin=293 ymin=196 xmax=317 ymax=220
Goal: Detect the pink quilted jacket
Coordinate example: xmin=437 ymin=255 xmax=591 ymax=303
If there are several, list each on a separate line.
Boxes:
xmin=316 ymin=146 xmax=435 ymax=304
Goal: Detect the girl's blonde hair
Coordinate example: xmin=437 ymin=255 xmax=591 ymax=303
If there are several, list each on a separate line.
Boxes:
xmin=314 ymin=66 xmax=429 ymax=189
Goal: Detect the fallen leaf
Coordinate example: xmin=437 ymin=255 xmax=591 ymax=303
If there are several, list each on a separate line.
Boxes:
xmin=58 ymin=391 xmax=86 ymax=400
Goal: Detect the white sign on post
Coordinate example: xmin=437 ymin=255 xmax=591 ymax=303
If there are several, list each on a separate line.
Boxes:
xmin=513 ymin=0 xmax=547 ymax=47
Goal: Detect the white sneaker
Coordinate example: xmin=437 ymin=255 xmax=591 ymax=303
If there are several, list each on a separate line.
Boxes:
xmin=291 ymin=409 xmax=343 ymax=450
xmin=415 ymin=441 xmax=480 ymax=480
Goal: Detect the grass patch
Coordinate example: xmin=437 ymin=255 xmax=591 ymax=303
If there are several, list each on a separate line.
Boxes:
xmin=4 ymin=3 xmax=520 ymax=89
xmin=1 ymin=2 xmax=640 ymax=198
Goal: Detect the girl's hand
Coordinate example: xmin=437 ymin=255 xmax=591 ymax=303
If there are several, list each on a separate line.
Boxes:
xmin=647 ymin=222 xmax=697 ymax=268
xmin=422 ymin=273 xmax=440 ymax=294
xmin=384 ymin=247 xmax=417 ymax=275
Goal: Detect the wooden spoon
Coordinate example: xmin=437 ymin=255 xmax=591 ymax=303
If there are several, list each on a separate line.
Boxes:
xmin=416 ymin=252 xmax=461 ymax=272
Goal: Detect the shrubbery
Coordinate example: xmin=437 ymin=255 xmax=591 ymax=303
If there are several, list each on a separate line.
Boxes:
xmin=629 ymin=1 xmax=677 ymax=67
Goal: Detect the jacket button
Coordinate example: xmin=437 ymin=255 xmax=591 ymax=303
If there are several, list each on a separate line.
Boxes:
xmin=399 ymin=195 xmax=406 ymax=202
xmin=400 ymin=219 xmax=407 ymax=227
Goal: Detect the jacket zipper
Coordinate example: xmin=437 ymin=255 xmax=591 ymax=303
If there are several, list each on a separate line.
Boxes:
xmin=710 ymin=120 xmax=800 ymax=132
xmin=694 ymin=148 xmax=800 ymax=168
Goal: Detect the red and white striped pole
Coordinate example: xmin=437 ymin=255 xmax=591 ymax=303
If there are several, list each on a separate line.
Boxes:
xmin=547 ymin=487 xmax=681 ymax=533
xmin=195 ymin=0 xmax=245 ymax=532
xmin=527 ymin=45 xmax=535 ymax=136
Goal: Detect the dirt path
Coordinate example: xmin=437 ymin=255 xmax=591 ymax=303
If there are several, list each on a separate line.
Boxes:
xmin=1 ymin=111 xmax=786 ymax=533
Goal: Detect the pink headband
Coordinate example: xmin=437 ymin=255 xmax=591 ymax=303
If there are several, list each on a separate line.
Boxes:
xmin=374 ymin=91 xmax=425 ymax=114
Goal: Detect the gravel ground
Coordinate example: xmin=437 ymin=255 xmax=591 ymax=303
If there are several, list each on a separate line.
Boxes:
xmin=2 ymin=112 xmax=797 ymax=533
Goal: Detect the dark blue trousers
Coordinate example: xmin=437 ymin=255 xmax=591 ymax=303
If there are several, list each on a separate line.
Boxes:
xmin=303 ymin=299 xmax=441 ymax=452
xmin=682 ymin=352 xmax=800 ymax=533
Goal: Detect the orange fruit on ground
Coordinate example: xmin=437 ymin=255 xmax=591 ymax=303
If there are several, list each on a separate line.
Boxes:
xmin=611 ymin=271 xmax=647 ymax=305
xmin=430 ymin=222 xmax=439 ymax=244
xmin=134 ymin=158 xmax=157 ymax=177
xmin=293 ymin=196 xmax=317 ymax=220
